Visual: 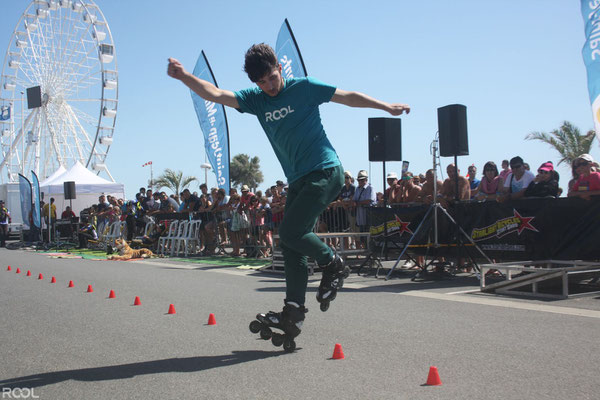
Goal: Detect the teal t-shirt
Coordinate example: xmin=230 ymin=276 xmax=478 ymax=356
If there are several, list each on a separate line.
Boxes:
xmin=234 ymin=77 xmax=341 ymax=183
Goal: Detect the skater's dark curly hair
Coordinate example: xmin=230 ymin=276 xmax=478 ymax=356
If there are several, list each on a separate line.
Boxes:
xmin=244 ymin=43 xmax=278 ymax=82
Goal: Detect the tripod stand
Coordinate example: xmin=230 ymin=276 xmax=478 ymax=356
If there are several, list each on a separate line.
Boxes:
xmin=383 ymin=137 xmax=492 ymax=280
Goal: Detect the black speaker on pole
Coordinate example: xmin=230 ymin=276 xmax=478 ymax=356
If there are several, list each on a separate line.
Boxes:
xmin=368 ymin=117 xmax=402 ymax=162
xmin=63 ymin=181 xmax=76 ymax=200
xmin=437 ymin=104 xmax=469 ymax=157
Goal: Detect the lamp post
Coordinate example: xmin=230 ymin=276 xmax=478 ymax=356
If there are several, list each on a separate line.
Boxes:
xmin=200 ymin=163 xmax=211 ymax=186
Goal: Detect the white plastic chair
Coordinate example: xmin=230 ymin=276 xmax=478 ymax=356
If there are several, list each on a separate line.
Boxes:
xmin=170 ymin=221 xmax=190 ymax=257
xmin=158 ymin=220 xmax=179 ymax=256
xmin=176 ymin=220 xmax=202 ymax=257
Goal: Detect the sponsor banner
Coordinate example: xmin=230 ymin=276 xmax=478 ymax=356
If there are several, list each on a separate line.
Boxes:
xmin=31 ymin=171 xmax=41 ymax=228
xmin=580 ymin=0 xmax=600 ymax=136
xmin=276 ymin=19 xmax=308 ymax=79
xmin=18 ymin=174 xmax=32 ymax=229
xmin=368 ymin=197 xmax=600 ymax=261
xmin=190 ymin=50 xmax=230 ymax=191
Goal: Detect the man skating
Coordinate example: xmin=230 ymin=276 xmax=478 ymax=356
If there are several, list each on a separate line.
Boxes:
xmin=168 ymin=43 xmax=409 ymax=350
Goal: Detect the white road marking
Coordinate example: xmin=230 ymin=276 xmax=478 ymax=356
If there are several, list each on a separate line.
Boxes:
xmin=446 ymin=289 xmax=481 ymax=295
xmin=400 ymin=290 xmax=600 ymax=319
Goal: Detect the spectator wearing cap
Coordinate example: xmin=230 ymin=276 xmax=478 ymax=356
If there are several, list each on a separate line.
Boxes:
xmin=467 ymin=165 xmax=480 ymax=198
xmin=399 ymin=172 xmax=422 ymax=203
xmin=474 ymin=161 xmax=501 ymax=201
xmin=240 ymin=184 xmax=255 ymax=209
xmin=353 ymin=170 xmax=376 ymax=238
xmin=568 ymin=154 xmax=600 ymax=199
xmin=0 ymin=200 xmax=10 ymax=247
xmin=524 ymin=162 xmax=559 ymax=198
xmin=385 ymin=172 xmax=402 ymax=204
xmin=498 ymin=156 xmax=535 ymax=202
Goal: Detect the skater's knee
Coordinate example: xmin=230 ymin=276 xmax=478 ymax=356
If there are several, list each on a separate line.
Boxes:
xmin=277 ymin=224 xmax=296 ymax=246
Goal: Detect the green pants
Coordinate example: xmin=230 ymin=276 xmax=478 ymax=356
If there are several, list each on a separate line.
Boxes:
xmin=278 ymin=165 xmax=344 ymax=305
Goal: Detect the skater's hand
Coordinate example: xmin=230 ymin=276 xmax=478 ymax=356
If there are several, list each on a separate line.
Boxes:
xmin=387 ymin=103 xmax=410 ymax=116
xmin=167 ymin=58 xmax=189 ymax=81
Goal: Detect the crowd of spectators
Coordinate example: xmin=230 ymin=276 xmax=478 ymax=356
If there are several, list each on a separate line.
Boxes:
xmin=66 ymin=152 xmax=599 ymax=255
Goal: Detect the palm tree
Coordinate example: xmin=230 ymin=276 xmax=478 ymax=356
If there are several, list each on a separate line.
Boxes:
xmin=153 ymin=169 xmax=197 ymax=196
xmin=525 ymin=121 xmax=595 ymax=166
xmin=230 ymin=153 xmax=264 ymax=190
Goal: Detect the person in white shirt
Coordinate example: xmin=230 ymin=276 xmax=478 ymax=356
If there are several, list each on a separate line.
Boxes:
xmin=498 ymin=156 xmax=535 ymax=202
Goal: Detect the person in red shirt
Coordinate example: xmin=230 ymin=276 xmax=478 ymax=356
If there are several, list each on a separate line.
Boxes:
xmin=61 ymin=206 xmax=76 ymax=219
xmin=568 ymin=154 xmax=600 ymax=200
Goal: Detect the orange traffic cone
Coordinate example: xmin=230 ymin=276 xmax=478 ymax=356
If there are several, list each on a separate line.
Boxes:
xmin=207 ymin=313 xmax=216 ymax=325
xmin=7 ymin=266 xmax=11 ymax=271
xmin=68 ymin=280 xmax=74 ymax=288
xmin=16 ymin=268 xmax=21 ymax=273
xmin=108 ymin=290 xmax=116 ymax=299
xmin=425 ymin=366 xmax=442 ymax=386
xmin=38 ymin=273 xmax=43 ymax=280
xmin=51 ymin=276 xmax=56 ymax=283
xmin=26 ymin=270 xmax=31 ymax=276
xmin=167 ymin=304 xmax=176 ymax=314
xmin=133 ymin=296 xmax=141 ymax=306
xmin=87 ymin=285 xmax=93 ymax=293
xmin=331 ymin=343 xmax=345 ymax=360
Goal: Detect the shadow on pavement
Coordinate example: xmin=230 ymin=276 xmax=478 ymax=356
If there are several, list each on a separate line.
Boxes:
xmin=0 ymin=350 xmax=282 ymax=389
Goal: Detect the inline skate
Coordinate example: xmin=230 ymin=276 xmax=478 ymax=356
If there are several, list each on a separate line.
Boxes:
xmin=316 ymin=254 xmax=350 ymax=311
xmin=249 ymin=301 xmax=307 ymax=353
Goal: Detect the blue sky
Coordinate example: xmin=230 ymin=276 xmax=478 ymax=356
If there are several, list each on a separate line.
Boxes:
xmin=1 ymin=0 xmax=597 ymax=198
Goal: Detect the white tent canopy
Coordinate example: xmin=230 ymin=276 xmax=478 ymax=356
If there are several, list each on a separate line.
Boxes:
xmin=39 ymin=165 xmax=67 ymax=187
xmin=40 ymin=162 xmax=124 ymax=216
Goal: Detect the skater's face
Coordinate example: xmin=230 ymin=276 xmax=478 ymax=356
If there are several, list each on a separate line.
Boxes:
xmin=256 ymin=65 xmax=284 ymax=97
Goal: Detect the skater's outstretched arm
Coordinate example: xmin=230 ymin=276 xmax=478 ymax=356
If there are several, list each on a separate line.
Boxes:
xmin=167 ymin=58 xmax=239 ymax=109
xmin=331 ymin=89 xmax=410 ymax=116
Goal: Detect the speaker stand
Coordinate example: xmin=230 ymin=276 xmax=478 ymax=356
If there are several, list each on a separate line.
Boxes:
xmin=380 ymin=160 xmax=390 ymax=261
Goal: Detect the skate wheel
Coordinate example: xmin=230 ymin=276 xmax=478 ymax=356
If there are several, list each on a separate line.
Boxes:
xmin=320 ymin=301 xmax=330 ymax=312
xmin=260 ymin=327 xmax=272 ymax=340
xmin=271 ymin=333 xmax=284 ymax=347
xmin=249 ymin=320 xmax=262 ymax=334
xmin=283 ymin=338 xmax=296 ymax=353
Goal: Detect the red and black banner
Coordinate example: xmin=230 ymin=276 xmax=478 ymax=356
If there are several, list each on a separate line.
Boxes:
xmin=368 ymin=197 xmax=600 ymax=261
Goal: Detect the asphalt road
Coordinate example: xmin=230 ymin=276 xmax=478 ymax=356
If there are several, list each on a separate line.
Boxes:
xmin=1 ymin=248 xmax=599 ymax=400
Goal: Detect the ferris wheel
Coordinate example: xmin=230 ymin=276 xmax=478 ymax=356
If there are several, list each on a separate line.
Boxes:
xmin=0 ymin=0 xmax=118 ymax=184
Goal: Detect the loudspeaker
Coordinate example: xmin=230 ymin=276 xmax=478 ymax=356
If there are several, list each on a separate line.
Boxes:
xmin=64 ymin=181 xmax=76 ymax=200
xmin=437 ymin=104 xmax=469 ymax=157
xmin=368 ymin=118 xmax=402 ymax=162
xmin=26 ymin=86 xmax=42 ymax=109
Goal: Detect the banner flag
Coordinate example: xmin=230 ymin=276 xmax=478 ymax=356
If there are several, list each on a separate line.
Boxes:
xmin=275 ymin=19 xmax=308 ymax=79
xmin=18 ymin=174 xmax=32 ymax=229
xmin=580 ymin=0 xmax=600 ymax=137
xmin=190 ymin=51 xmax=230 ymax=191
xmin=31 ymin=171 xmax=41 ymax=229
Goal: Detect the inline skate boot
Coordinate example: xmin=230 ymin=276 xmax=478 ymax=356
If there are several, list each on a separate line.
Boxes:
xmin=316 ymin=254 xmax=350 ymax=311
xmin=249 ymin=301 xmax=307 ymax=353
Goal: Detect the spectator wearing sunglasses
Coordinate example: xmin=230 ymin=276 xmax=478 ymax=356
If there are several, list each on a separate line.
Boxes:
xmin=524 ymin=162 xmax=559 ymax=198
xmin=568 ymin=154 xmax=600 ymax=199
xmin=498 ymin=156 xmax=535 ymax=202
xmin=474 ymin=161 xmax=501 ymax=201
